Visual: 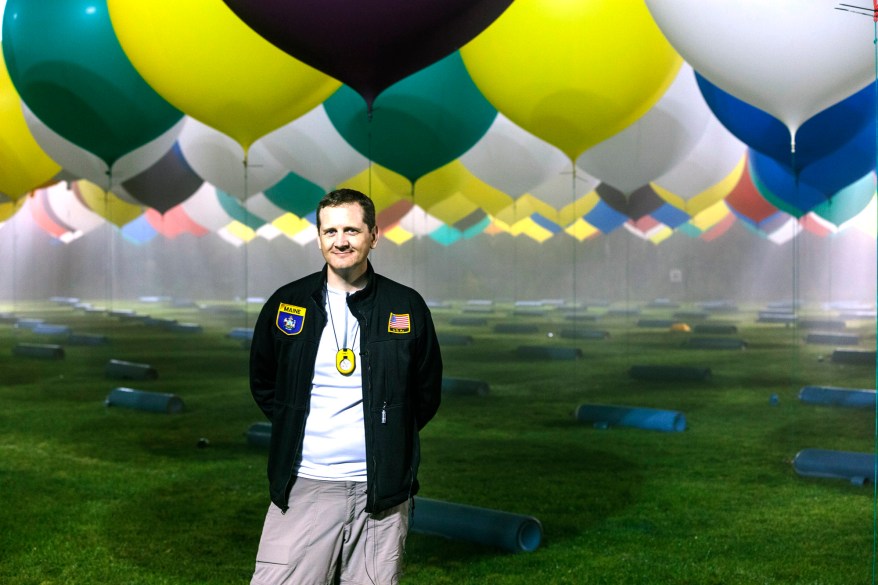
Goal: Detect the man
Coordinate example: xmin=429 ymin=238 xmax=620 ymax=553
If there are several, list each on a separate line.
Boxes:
xmin=248 ymin=188 xmax=442 ymax=585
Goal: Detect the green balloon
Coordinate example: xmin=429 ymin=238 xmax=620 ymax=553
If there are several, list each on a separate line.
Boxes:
xmin=2 ymin=0 xmax=182 ymax=166
xmin=324 ymin=51 xmax=496 ymax=184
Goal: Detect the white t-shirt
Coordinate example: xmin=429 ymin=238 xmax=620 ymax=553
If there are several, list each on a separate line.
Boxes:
xmin=296 ymin=287 xmax=367 ymax=481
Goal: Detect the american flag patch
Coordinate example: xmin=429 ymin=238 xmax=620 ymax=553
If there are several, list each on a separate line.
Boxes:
xmin=388 ymin=313 xmax=411 ymax=334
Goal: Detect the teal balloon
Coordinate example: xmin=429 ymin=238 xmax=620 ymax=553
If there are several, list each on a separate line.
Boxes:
xmin=264 ymin=172 xmax=325 ymax=217
xmin=216 ymin=190 xmax=267 ymax=230
xmin=324 ymin=51 xmax=496 ymax=183
xmin=2 ymin=0 xmax=183 ymax=167
xmin=812 ymin=172 xmax=875 ymax=227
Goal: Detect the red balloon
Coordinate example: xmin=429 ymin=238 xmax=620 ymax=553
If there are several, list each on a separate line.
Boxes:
xmin=221 ymin=0 xmax=513 ymax=107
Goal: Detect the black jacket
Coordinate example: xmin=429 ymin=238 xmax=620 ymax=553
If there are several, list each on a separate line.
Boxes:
xmin=250 ymin=263 xmax=442 ymax=513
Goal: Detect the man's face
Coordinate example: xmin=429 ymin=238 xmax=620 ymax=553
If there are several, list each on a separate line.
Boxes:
xmin=317 ymin=203 xmax=377 ymax=274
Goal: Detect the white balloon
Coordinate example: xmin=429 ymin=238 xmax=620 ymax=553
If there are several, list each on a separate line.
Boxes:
xmin=398 ymin=205 xmax=444 ymax=236
xmin=245 ymin=192 xmax=287 ymax=223
xmin=460 ymin=113 xmax=569 ymax=198
xmin=529 ymin=164 xmax=600 ymax=209
xmin=652 ymin=114 xmax=746 ymax=202
xmin=577 ymin=64 xmax=711 ymax=195
xmin=178 ymin=117 xmax=286 ymax=198
xmin=180 ymin=182 xmax=233 ymax=231
xmin=23 ymin=103 xmax=183 ymax=189
xmin=260 ymin=105 xmax=369 ymax=190
xmin=44 ymin=181 xmax=104 ymax=236
xmin=644 ymin=0 xmax=875 ymax=147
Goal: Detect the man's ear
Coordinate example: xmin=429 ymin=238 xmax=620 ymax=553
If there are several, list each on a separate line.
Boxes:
xmin=370 ymin=227 xmax=379 ymax=249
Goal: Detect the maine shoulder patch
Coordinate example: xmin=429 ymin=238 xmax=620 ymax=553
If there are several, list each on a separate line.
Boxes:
xmin=276 ymin=303 xmax=306 ymax=335
xmin=388 ymin=312 xmax=411 ymax=334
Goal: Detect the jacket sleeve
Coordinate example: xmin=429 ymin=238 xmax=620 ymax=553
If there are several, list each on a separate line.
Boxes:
xmin=414 ymin=303 xmax=443 ymax=430
xmin=249 ymin=301 xmax=277 ymax=420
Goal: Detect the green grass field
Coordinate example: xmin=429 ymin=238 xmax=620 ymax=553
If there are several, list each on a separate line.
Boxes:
xmin=0 ymin=299 xmax=876 ymax=584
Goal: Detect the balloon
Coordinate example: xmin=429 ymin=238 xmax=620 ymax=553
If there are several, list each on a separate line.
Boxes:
xmin=263 ymin=173 xmax=326 ymax=218
xmin=577 ymin=64 xmax=711 ymax=195
xmin=144 ymin=206 xmax=209 ymax=239
xmin=324 ymin=52 xmax=496 ymax=184
xmin=427 ymin=191 xmax=480 ymax=226
xmin=644 ymin=0 xmax=875 ymax=149
xmin=3 ymin=0 xmax=183 ymax=167
xmin=491 ymin=194 xmax=555 ymax=227
xmin=528 ymin=165 xmax=600 ymax=210
xmin=180 ymin=183 xmax=237 ymax=233
xmin=221 ymin=0 xmax=513 ymax=108
xmin=799 ymin=213 xmax=838 ymax=238
xmin=23 ymin=103 xmax=184 ymax=189
xmin=724 ymin=159 xmax=780 ymax=227
xmin=72 ymin=179 xmax=143 ymax=227
xmin=579 ymin=190 xmax=629 ymax=234
xmin=29 ymin=188 xmax=76 ymax=240
xmin=685 ymin=200 xmax=736 ymax=239
xmin=596 ymin=184 xmax=666 ymax=221
xmin=215 ymin=190 xmax=268 ymax=232
xmin=44 ymin=181 xmax=105 ymax=236
xmin=461 ymin=0 xmax=681 ymax=160
xmin=261 ymin=105 xmax=369 ymax=191
xmin=0 ymin=197 xmax=26 ymax=223
xmin=177 ymin=117 xmax=287 ymax=199
xmin=460 ymin=113 xmax=569 ymax=198
xmin=116 ymin=143 xmax=204 ymax=214
xmin=651 ymin=114 xmax=746 ymax=214
xmin=750 ymin=116 xmax=876 ymax=216
xmin=696 ymin=73 xmax=875 ymax=173
xmin=108 ymin=0 xmax=340 ymax=152
xmin=338 ymin=165 xmax=410 ymax=212
xmin=812 ymin=172 xmax=876 ymax=228
xmin=244 ymin=192 xmax=288 ymax=225
xmin=0 ymin=56 xmax=60 ymax=199
xmin=119 ymin=213 xmax=158 ymax=244
xmin=455 ymin=168 xmax=515 ymax=215
xmin=410 ymin=161 xmax=470 ymax=211
xmin=398 ymin=206 xmax=444 ymax=236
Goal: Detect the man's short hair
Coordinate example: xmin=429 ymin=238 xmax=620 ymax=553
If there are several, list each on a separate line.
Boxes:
xmin=316 ymin=189 xmax=377 ymax=232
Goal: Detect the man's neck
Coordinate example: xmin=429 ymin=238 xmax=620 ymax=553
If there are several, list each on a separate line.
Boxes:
xmin=326 ymin=265 xmax=369 ymax=293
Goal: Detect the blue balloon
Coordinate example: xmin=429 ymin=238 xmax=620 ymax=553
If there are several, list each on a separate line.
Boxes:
xmin=750 ymin=116 xmax=876 ymax=216
xmin=696 ymin=72 xmax=873 ymax=173
xmin=749 ymin=151 xmax=825 ymax=217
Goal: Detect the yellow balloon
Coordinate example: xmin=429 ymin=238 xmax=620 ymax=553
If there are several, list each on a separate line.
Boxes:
xmin=107 ymin=0 xmax=341 ymax=152
xmin=339 ymin=164 xmax=408 ymax=212
xmin=0 ymin=57 xmax=61 ymax=200
xmin=459 ymin=168 xmax=514 ymax=216
xmin=0 ymin=197 xmax=26 ymax=222
xmin=414 ymin=161 xmax=469 ymax=209
xmin=74 ymin=180 xmax=143 ymax=227
xmin=461 ymin=0 xmax=681 ymax=161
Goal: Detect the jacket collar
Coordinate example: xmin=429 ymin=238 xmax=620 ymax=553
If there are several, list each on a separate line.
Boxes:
xmin=316 ymin=262 xmax=376 ymax=306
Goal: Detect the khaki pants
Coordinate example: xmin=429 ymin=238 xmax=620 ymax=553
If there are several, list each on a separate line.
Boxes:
xmin=251 ymin=478 xmax=410 ymax=585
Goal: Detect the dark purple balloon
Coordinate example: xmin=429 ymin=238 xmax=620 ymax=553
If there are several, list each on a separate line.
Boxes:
xmin=120 ymin=143 xmax=203 ymax=214
xmin=221 ymin=0 xmax=513 ymax=107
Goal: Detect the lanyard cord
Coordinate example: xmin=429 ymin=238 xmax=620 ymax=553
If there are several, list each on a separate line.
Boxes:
xmin=326 ymin=286 xmax=360 ymax=351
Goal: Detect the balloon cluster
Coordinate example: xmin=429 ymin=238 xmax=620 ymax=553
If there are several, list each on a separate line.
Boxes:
xmin=0 ymin=0 xmax=875 ymax=246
